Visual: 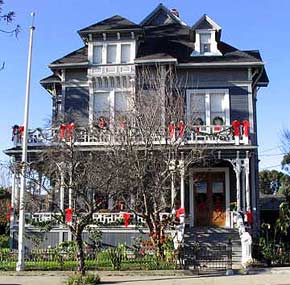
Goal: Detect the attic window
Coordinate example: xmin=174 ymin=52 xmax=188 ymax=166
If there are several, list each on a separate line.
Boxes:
xmin=200 ymin=33 xmax=211 ymax=54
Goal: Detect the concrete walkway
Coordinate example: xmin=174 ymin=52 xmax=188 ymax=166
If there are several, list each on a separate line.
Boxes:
xmin=1 ymin=270 xmax=290 ymax=285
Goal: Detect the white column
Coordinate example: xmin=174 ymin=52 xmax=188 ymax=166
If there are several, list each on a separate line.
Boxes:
xmin=68 ymin=172 xmax=72 ymax=210
xmin=10 ymin=165 xmax=17 ymax=248
xmin=234 ymin=159 xmax=242 ymax=212
xmin=171 ymin=172 xmax=175 ymax=208
xmin=245 ymin=152 xmax=251 ymax=211
xmin=169 ymin=158 xmax=176 ymax=209
xmin=180 ymin=153 xmax=185 ymax=209
xmin=60 ymin=171 xmax=65 ymax=212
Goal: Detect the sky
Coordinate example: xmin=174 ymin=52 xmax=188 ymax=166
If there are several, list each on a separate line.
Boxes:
xmin=0 ymin=0 xmax=289 ymax=174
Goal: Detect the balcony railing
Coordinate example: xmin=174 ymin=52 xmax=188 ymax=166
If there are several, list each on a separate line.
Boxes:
xmin=24 ymin=211 xmax=171 ymax=228
xmin=11 ymin=123 xmax=250 ymax=148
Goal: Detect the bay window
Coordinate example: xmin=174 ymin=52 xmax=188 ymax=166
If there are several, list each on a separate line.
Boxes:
xmin=93 ymin=46 xmax=102 ymax=64
xmin=187 ymin=89 xmax=229 ymax=126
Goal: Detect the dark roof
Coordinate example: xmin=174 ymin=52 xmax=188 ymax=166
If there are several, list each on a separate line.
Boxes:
xmin=194 ymin=17 xmax=214 ymax=29
xmin=78 ymin=15 xmax=142 ymax=34
xmin=50 ymin=46 xmax=88 ymax=66
xmin=140 ymin=3 xmax=186 ymax=26
xmin=260 ymin=195 xmax=285 ymax=211
xmin=40 ymin=74 xmax=61 ymax=84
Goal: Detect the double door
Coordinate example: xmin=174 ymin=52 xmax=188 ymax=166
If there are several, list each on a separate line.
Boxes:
xmin=194 ymin=172 xmax=226 ymax=227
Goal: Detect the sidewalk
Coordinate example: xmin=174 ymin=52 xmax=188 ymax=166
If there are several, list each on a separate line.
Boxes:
xmin=1 ymin=269 xmax=290 ymax=285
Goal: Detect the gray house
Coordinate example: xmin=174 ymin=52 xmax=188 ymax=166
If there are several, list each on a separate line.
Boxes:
xmin=6 ymin=4 xmax=268 ymax=253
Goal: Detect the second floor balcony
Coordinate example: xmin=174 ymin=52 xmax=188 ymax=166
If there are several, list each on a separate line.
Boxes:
xmin=11 ymin=120 xmax=250 ymax=148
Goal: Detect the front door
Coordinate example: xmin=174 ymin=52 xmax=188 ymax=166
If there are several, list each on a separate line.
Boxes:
xmin=194 ymin=172 xmax=226 ymax=227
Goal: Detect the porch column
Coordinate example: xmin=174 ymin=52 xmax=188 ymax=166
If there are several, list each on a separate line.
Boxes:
xmin=180 ymin=153 xmax=185 ymax=209
xmin=60 ymin=170 xmax=65 ymax=212
xmin=68 ymin=171 xmax=72 ymax=210
xmin=169 ymin=158 xmax=176 ymax=208
xmin=234 ymin=158 xmax=242 ymax=212
xmin=245 ymin=152 xmax=251 ymax=211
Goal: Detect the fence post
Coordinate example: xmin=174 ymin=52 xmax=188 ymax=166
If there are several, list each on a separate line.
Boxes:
xmin=226 ymin=239 xmax=234 ymax=275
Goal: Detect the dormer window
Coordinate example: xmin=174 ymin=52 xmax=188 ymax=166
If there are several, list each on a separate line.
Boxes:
xmin=191 ymin=15 xmax=222 ymax=56
xmin=200 ymin=33 xmax=211 ymax=54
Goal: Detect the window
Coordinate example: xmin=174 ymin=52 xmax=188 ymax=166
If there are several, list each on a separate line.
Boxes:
xmin=93 ymin=46 xmax=102 ymax=64
xmin=94 ymin=91 xmax=130 ymax=123
xmin=92 ymin=42 xmax=134 ymax=64
xmin=187 ymin=89 xmax=229 ymax=125
xmin=200 ymin=33 xmax=211 ymax=54
xmin=94 ymin=92 xmax=110 ymax=120
xmin=107 ymin=45 xmax=117 ymax=64
xmin=121 ymin=44 xmax=131 ymax=63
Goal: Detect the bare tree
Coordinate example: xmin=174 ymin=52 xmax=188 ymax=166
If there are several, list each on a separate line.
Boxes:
xmin=105 ymin=65 xmax=209 ymax=257
xmin=0 ymin=0 xmax=20 ymax=70
xmin=22 ymin=138 xmax=118 ymax=275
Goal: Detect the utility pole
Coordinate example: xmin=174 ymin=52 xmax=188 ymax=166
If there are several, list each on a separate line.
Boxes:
xmin=16 ymin=12 xmax=35 ymax=272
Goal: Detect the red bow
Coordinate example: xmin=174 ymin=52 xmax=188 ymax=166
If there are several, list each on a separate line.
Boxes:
xmin=122 ymin=212 xmax=131 ymax=227
xmin=176 ymin=207 xmax=185 ymax=218
xmin=246 ymin=210 xmax=253 ymax=225
xmin=242 ymin=120 xmax=250 ymax=137
xmin=65 ymin=208 xmax=73 ymax=223
xmin=168 ymin=123 xmax=175 ymax=139
xmin=231 ymin=120 xmax=240 ymax=136
xmin=178 ymin=121 xmax=185 ymax=138
xmin=59 ymin=123 xmax=75 ymax=139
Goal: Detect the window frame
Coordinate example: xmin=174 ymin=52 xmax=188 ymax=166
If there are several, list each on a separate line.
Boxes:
xmin=90 ymin=41 xmax=134 ymax=65
xmin=186 ymin=89 xmax=230 ymax=126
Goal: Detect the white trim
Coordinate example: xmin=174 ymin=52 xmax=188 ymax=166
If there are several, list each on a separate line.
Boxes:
xmin=190 ymin=167 xmax=231 ymax=228
xmin=248 ymin=84 xmax=254 ymax=134
xmin=49 ymin=62 xmax=89 ymax=68
xmin=178 ymin=62 xmax=264 ymax=67
xmin=135 ymin=58 xmax=177 ymax=64
xmin=192 ymin=15 xmax=222 ymax=31
xmin=89 ymin=40 xmax=135 ymax=65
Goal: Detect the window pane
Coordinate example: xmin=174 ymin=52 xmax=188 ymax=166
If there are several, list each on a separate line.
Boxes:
xmin=121 ymin=44 xmax=131 ymax=63
xmin=190 ymin=93 xmax=205 ymax=124
xmin=211 ymin=94 xmax=225 ymax=112
xmin=115 ymin=92 xmax=129 ymax=113
xmin=94 ymin=92 xmax=110 ymax=118
xmin=211 ymin=94 xmax=225 ymax=124
xmin=107 ymin=45 xmax=117 ymax=64
xmin=200 ymin=34 xmax=211 ymax=43
xmin=93 ymin=46 xmax=102 ymax=64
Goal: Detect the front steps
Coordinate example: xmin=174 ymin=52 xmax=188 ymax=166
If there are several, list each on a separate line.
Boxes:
xmin=183 ymin=226 xmax=242 ymax=269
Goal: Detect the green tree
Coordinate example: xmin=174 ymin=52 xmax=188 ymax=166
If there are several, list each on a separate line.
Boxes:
xmin=259 ymin=170 xmax=286 ymax=194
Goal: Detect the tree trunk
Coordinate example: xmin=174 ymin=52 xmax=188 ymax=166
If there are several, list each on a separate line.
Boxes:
xmin=76 ymin=230 xmax=85 ymax=275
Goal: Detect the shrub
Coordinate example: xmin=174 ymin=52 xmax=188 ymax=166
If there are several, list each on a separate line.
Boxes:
xmin=66 ymin=273 xmax=100 ymax=285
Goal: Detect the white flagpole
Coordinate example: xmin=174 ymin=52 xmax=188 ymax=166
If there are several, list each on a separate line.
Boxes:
xmin=16 ymin=12 xmax=36 ymax=272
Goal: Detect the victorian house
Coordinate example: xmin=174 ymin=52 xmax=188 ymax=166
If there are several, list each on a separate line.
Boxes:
xmin=5 ymin=4 xmax=268 ymax=255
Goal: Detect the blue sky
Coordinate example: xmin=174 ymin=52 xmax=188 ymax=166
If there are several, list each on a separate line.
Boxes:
xmin=0 ymin=0 xmax=289 ymax=171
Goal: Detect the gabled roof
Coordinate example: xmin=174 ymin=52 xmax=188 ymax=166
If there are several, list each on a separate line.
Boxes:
xmin=192 ymin=14 xmax=221 ymax=30
xmin=40 ymin=74 xmax=61 ymax=84
xmin=49 ymin=46 xmax=88 ymax=67
xmin=140 ymin=3 xmax=187 ymax=26
xmin=78 ymin=15 xmax=142 ymax=34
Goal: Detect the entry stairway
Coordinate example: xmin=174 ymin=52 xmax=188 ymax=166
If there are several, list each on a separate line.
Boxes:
xmin=183 ymin=226 xmax=242 ymax=270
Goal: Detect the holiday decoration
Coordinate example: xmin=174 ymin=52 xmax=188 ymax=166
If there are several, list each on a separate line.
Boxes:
xmin=242 ymin=120 xmax=250 ymax=144
xmin=66 ymin=123 xmax=75 ymax=139
xmin=168 ymin=122 xmax=175 ymax=140
xmin=65 ymin=208 xmax=73 ymax=223
xmin=122 ymin=212 xmax=131 ymax=227
xmin=177 ymin=121 xmax=185 ymax=138
xmin=231 ymin=120 xmax=240 ymax=145
xmin=59 ymin=123 xmax=76 ymax=139
xmin=245 ymin=210 xmax=253 ymax=225
xmin=98 ymin=117 xmax=107 ymax=129
xmin=176 ymin=207 xmax=185 ymax=219
xmin=213 ymin=116 xmax=224 ymax=132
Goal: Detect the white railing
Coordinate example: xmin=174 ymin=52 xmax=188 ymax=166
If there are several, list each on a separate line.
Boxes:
xmin=12 ymin=123 xmax=249 ymax=147
xmin=24 ymin=211 xmax=171 ymax=227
